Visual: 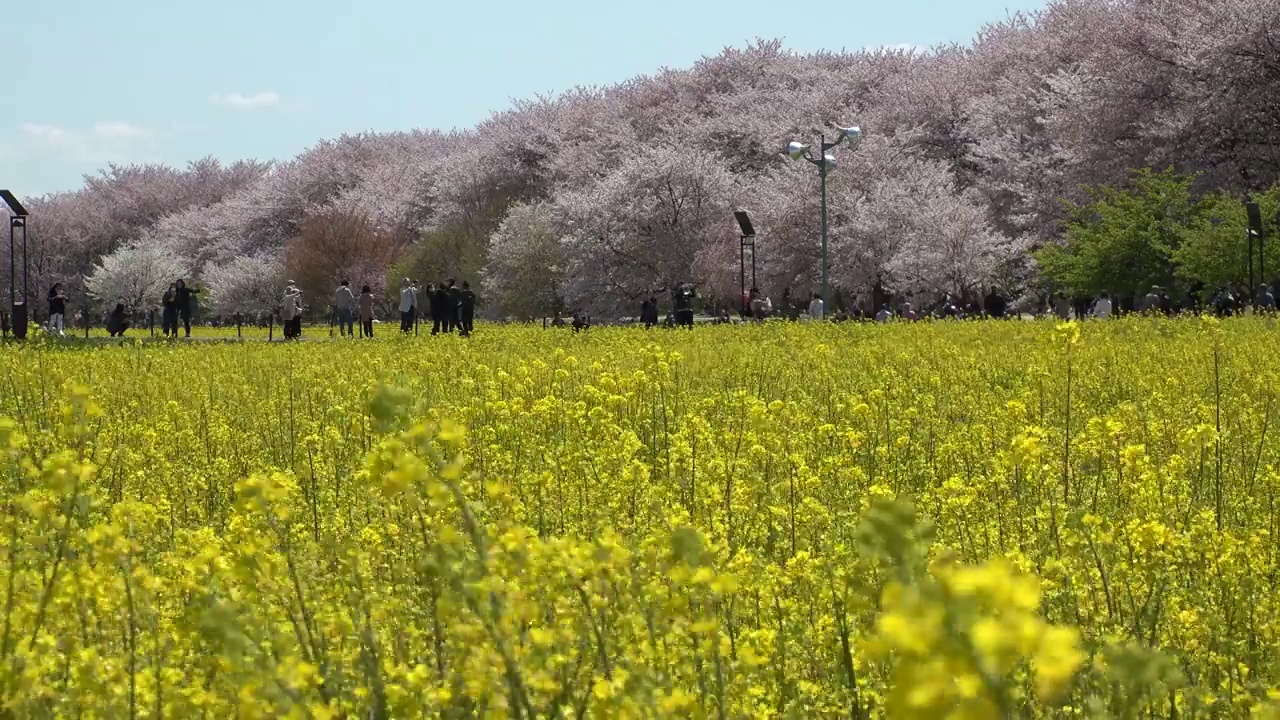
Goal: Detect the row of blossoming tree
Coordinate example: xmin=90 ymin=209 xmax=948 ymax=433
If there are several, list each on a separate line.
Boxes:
xmin=6 ymin=0 xmax=1278 ymax=319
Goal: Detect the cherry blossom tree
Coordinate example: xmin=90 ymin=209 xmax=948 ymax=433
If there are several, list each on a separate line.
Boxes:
xmin=482 ymin=201 xmax=566 ymax=319
xmin=554 ymin=145 xmax=740 ymax=315
xmin=19 ymin=0 xmax=1280 ymax=310
xmin=203 ymin=253 xmax=287 ymax=318
xmin=84 ymin=243 xmax=189 ymax=310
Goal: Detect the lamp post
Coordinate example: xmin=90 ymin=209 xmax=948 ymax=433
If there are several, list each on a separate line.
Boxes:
xmin=1247 ymin=202 xmax=1264 ymax=303
xmin=1 ymin=191 xmax=30 ymax=340
xmin=785 ymin=126 xmax=862 ymax=312
xmin=733 ymin=210 xmax=757 ymax=316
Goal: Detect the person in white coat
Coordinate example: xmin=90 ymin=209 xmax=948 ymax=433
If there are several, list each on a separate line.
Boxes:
xmin=399 ymin=278 xmax=416 ymax=333
xmin=1092 ymin=292 xmax=1113 ymax=319
xmin=808 ymin=293 xmax=825 ymax=321
xmin=334 ymin=280 xmax=356 ymax=337
xmin=281 ymin=284 xmax=303 ymax=339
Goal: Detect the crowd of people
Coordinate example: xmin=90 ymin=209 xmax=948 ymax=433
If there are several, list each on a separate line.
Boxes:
xmin=728 ymin=282 xmax=1280 ymax=324
xmin=31 ymin=276 xmax=1280 ymax=340
xmin=277 ymin=277 xmax=479 ymax=340
xmin=35 ymin=275 xmax=481 ymax=340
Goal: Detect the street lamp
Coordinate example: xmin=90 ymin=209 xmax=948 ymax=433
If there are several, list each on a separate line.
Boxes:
xmin=0 ymin=190 xmax=29 ymax=339
xmin=733 ymin=210 xmax=757 ymax=316
xmin=786 ymin=125 xmax=862 ymax=312
xmin=1246 ymin=202 xmax=1264 ymax=298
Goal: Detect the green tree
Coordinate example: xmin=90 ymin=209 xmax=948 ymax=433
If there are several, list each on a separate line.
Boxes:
xmin=1173 ymin=187 xmax=1280 ymax=291
xmin=1036 ymin=168 xmax=1196 ymax=298
xmin=387 ymin=193 xmax=516 ymax=301
xmin=1038 ymin=168 xmax=1280 ymax=301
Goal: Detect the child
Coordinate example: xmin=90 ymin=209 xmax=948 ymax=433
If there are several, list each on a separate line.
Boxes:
xmin=358 ymin=285 xmax=375 ymax=338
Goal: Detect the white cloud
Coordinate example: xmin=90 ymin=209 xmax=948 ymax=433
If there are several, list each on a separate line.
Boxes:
xmin=19 ymin=121 xmax=156 ymax=163
xmin=208 ymin=91 xmax=280 ymax=109
xmin=92 ymin=121 xmax=150 ymax=139
xmin=20 ymin=123 xmax=71 ymax=145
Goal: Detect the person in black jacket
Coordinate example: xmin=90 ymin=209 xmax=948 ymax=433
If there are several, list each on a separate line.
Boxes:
xmin=445 ymin=278 xmax=461 ymax=333
xmin=983 ymin=287 xmax=1007 ymax=319
xmin=458 ymin=281 xmax=476 ymax=336
xmin=174 ymin=279 xmax=199 ymax=338
xmin=431 ymin=282 xmax=451 ymax=335
xmin=640 ymin=296 xmax=659 ymax=329
xmin=161 ymin=283 xmax=178 ymax=337
xmin=47 ymin=284 xmax=67 ymax=336
xmin=672 ymin=284 xmax=695 ymax=329
xmin=106 ymin=300 xmax=130 ymax=337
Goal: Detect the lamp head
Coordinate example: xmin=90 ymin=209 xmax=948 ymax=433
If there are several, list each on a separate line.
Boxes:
xmin=836 ymin=125 xmax=863 ymax=145
xmin=823 ymin=153 xmax=838 ymax=168
xmin=786 ymin=141 xmax=810 ymax=160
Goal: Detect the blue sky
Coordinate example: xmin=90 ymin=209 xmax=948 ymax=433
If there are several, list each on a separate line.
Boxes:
xmin=0 ymin=0 xmax=1044 ymax=197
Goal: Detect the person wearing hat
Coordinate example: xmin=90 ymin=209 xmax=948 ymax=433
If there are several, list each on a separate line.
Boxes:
xmin=281 ymin=282 xmax=303 ymax=339
xmin=1143 ymin=285 xmax=1162 ymax=314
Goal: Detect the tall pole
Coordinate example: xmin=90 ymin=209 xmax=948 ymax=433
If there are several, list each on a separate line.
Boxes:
xmin=1248 ymin=228 xmax=1255 ymax=295
xmin=819 ymin=134 xmax=830 ymax=312
xmin=739 ymin=236 xmax=746 ymax=313
xmin=21 ymin=222 xmax=28 ymax=307
xmin=751 ymin=244 xmax=757 ymax=290
xmin=7 ymin=219 xmax=13 ymax=311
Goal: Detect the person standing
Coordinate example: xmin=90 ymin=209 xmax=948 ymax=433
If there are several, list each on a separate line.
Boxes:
xmin=281 ymin=283 xmax=302 ymax=340
xmin=641 ymin=296 xmax=659 ymax=329
xmin=808 ymin=292 xmax=824 ymax=321
xmin=1258 ymin=284 xmax=1276 ymax=312
xmin=673 ymin=284 xmax=695 ymax=329
xmin=1092 ymin=292 xmax=1113 ymax=319
xmin=1142 ymin=285 xmax=1162 ymax=314
xmin=409 ymin=280 xmax=420 ymax=332
xmin=174 ymin=279 xmax=199 ymax=338
xmin=334 ymin=280 xmax=356 ymax=337
xmin=748 ymin=288 xmax=766 ymax=322
xmin=161 ymin=284 xmax=178 ymax=337
xmin=47 ymin=284 xmax=67 ymax=336
xmin=432 ymin=282 xmax=450 ymax=335
xmin=983 ymin=287 xmax=1007 ymax=319
xmin=358 ymin=284 xmax=376 ymax=337
xmin=280 ymin=285 xmax=296 ymax=340
xmin=445 ymin=279 xmax=461 ymax=333
xmin=398 ymin=278 xmax=416 ymax=333
xmin=1051 ymin=293 xmax=1070 ymax=320
xmin=458 ymin=281 xmax=477 ymax=336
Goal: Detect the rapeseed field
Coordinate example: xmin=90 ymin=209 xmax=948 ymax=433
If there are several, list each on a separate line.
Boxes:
xmin=2 ymin=319 xmax=1279 ymax=719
